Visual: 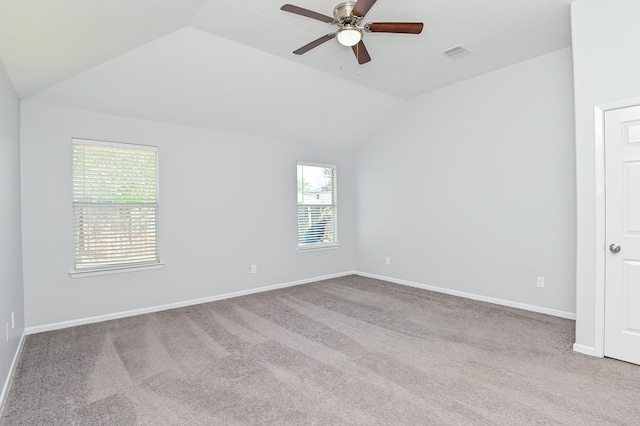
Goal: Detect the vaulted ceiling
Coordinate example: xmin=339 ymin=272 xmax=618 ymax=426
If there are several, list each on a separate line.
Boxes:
xmin=0 ymin=0 xmax=572 ymax=147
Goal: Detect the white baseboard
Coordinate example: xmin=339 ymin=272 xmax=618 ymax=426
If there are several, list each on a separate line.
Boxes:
xmin=25 ymin=270 xmax=577 ymax=336
xmin=354 ymin=271 xmax=577 ymax=320
xmin=572 ymin=343 xmax=599 ymax=357
xmin=26 ymin=271 xmax=356 ymax=335
xmin=0 ymin=329 xmax=26 ymax=417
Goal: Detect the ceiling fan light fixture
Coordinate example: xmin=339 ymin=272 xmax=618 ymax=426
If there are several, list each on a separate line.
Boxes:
xmin=336 ymin=27 xmax=362 ymax=46
xmin=281 ymin=1 xmax=424 ymax=64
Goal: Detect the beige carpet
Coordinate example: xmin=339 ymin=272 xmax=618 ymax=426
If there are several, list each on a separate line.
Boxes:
xmin=1 ymin=275 xmax=639 ymax=425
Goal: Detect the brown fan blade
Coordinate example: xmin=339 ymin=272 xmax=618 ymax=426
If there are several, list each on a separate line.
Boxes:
xmin=352 ymin=0 xmax=377 ymax=18
xmin=366 ymin=22 xmax=423 ymax=34
xmin=293 ymin=33 xmax=336 ymax=55
xmin=280 ymin=4 xmax=334 ymax=23
xmin=351 ymin=40 xmax=371 ymax=64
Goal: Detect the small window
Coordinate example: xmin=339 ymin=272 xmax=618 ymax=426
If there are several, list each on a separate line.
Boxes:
xmin=297 ymin=163 xmax=337 ymax=249
xmin=72 ymin=139 xmax=160 ymax=272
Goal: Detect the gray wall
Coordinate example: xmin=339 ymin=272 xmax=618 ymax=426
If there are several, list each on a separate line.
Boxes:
xmin=572 ymin=0 xmax=640 ymax=351
xmin=20 ymin=101 xmax=355 ymax=329
xmin=0 ymin=59 xmax=25 ymax=405
xmin=355 ymin=48 xmax=576 ymax=316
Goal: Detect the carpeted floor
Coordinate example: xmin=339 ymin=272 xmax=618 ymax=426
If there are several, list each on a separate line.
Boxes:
xmin=1 ymin=275 xmax=639 ymax=425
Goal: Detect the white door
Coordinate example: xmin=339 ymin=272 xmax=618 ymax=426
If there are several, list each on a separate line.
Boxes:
xmin=605 ymin=105 xmax=640 ymax=365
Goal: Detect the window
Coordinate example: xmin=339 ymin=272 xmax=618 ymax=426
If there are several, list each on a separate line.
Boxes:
xmin=72 ymin=139 xmax=160 ymax=273
xmin=297 ymin=163 xmax=337 ymax=249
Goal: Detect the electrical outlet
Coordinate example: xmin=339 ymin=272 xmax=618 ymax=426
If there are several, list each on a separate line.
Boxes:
xmin=251 ymin=265 xmax=257 ymax=274
xmin=11 ymin=312 xmax=15 ymax=329
xmin=386 ymin=257 xmax=391 ymax=265
xmin=537 ymin=276 xmax=545 ymax=288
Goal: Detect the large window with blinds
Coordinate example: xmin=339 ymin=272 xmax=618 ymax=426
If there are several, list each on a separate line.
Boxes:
xmin=72 ymin=139 xmax=160 ymax=273
xmin=297 ymin=163 xmax=337 ymax=249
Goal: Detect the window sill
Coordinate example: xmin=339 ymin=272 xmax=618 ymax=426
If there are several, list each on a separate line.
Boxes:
xmin=297 ymin=243 xmax=340 ymax=253
xmin=70 ymin=262 xmax=165 ymax=279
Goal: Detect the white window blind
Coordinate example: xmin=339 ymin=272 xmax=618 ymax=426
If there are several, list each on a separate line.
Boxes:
xmin=72 ymin=139 xmax=159 ymax=271
xmin=297 ymin=163 xmax=337 ymax=248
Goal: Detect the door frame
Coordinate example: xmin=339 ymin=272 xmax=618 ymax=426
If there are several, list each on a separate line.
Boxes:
xmin=593 ymin=96 xmax=640 ymax=357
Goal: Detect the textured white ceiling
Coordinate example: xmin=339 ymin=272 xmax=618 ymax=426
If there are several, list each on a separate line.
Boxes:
xmin=0 ymin=0 xmax=573 ymax=147
xmin=191 ymin=0 xmax=573 ymax=98
xmin=30 ymin=28 xmax=403 ymax=147
xmin=0 ymin=0 xmax=204 ymax=98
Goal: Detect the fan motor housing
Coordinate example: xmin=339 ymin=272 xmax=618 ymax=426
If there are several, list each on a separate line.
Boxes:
xmin=333 ymin=1 xmax=357 ymax=23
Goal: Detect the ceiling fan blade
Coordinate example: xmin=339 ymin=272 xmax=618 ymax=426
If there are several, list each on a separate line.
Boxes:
xmin=352 ymin=0 xmax=377 ymax=18
xmin=293 ymin=33 xmax=336 ymax=55
xmin=351 ymin=40 xmax=371 ymax=64
xmin=366 ymin=22 xmax=424 ymax=34
xmin=280 ymin=4 xmax=334 ymax=23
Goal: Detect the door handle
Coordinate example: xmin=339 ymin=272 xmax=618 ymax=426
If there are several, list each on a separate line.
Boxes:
xmin=609 ymin=244 xmax=621 ymax=253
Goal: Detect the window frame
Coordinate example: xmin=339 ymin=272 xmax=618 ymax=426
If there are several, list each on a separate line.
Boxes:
xmin=297 ymin=162 xmax=339 ymax=252
xmin=70 ymin=138 xmax=164 ymax=278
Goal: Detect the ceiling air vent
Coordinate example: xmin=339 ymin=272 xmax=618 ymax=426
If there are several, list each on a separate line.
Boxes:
xmin=441 ymin=45 xmax=472 ymax=60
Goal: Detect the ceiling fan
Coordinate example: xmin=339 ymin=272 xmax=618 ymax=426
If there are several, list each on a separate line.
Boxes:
xmin=280 ymin=0 xmax=423 ymax=64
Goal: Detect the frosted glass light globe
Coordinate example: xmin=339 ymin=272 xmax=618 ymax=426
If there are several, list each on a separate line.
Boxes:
xmin=337 ymin=27 xmax=362 ymax=47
